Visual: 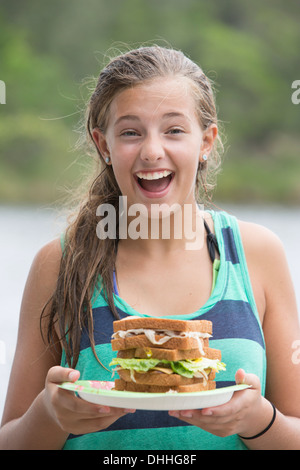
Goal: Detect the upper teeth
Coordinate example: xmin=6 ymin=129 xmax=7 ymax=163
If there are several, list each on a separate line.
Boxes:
xmin=136 ymin=170 xmax=172 ymax=180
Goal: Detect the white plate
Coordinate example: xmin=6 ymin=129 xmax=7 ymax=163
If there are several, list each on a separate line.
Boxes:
xmin=58 ymin=380 xmax=251 ymax=410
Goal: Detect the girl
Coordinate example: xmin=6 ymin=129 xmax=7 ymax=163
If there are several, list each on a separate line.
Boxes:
xmin=1 ymin=45 xmax=300 ymax=450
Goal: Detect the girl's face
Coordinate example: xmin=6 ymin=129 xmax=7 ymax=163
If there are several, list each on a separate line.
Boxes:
xmin=93 ymin=77 xmax=217 ymax=211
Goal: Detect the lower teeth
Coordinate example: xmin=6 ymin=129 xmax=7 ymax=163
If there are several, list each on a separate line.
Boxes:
xmin=138 ymin=175 xmax=172 ymax=192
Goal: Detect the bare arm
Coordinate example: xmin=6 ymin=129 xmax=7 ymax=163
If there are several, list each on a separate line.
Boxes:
xmin=0 ymin=239 xmax=135 ymax=450
xmin=0 ymin=239 xmax=70 ymax=449
xmin=169 ymin=222 xmax=300 ymax=449
xmin=241 ymin=221 xmax=300 ymax=449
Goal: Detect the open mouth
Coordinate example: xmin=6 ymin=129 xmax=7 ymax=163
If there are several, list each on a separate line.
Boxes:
xmin=135 ymin=170 xmax=174 ymax=194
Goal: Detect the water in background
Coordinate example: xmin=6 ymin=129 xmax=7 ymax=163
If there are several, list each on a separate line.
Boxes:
xmin=0 ymin=204 xmax=300 ymax=421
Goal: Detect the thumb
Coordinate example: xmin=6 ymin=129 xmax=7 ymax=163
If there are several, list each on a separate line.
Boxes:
xmin=46 ymin=365 xmax=80 ymax=385
xmin=235 ymin=368 xmax=246 ymax=385
xmin=235 ymin=368 xmax=261 ymax=392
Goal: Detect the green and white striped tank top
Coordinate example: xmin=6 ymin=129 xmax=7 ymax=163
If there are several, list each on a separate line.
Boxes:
xmin=61 ymin=210 xmax=266 ymax=450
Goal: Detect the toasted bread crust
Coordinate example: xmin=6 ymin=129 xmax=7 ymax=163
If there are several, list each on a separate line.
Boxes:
xmin=114 ymin=379 xmax=216 ymax=393
xmin=113 ymin=316 xmax=212 ymax=334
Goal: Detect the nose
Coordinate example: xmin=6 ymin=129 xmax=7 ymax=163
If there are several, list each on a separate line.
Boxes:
xmin=140 ymin=132 xmax=164 ymax=162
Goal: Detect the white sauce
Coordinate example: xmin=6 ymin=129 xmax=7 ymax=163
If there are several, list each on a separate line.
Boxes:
xmin=112 ymin=328 xmax=211 ymax=355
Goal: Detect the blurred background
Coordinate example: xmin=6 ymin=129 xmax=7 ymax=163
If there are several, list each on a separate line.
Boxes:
xmin=0 ymin=0 xmax=299 ymax=420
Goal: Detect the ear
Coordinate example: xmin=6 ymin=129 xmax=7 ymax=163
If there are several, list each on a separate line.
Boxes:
xmin=200 ymin=124 xmax=218 ymax=161
xmin=92 ymin=128 xmax=110 ymax=161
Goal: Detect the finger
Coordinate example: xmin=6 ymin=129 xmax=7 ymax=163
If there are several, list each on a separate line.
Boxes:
xmin=46 ymin=365 xmax=80 ymax=385
xmin=201 ymin=371 xmax=261 ymax=417
xmin=169 ymin=410 xmax=191 ymax=419
xmin=169 ymin=409 xmax=221 ymax=429
xmin=70 ymin=407 xmax=133 ymax=435
xmin=169 ymin=409 xmax=208 ymax=421
xmin=46 ymin=367 xmax=103 ymax=418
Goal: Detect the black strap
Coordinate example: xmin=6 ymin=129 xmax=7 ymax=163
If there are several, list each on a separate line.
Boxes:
xmin=203 ymin=218 xmax=219 ymax=263
xmin=238 ymin=402 xmax=276 ymax=440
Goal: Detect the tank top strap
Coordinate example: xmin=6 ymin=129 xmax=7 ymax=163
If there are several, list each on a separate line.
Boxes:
xmin=208 ymin=210 xmax=262 ymax=326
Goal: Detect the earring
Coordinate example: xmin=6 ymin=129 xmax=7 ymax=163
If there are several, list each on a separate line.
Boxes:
xmin=202 ymin=154 xmax=208 ymax=161
xmin=105 ymin=156 xmax=111 ymax=164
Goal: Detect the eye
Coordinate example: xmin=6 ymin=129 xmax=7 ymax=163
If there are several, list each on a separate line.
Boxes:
xmin=167 ymin=127 xmax=184 ymax=135
xmin=120 ymin=129 xmax=140 ymax=137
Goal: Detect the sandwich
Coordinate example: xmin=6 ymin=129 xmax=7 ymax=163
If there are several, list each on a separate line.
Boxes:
xmin=109 ymin=316 xmax=225 ymax=393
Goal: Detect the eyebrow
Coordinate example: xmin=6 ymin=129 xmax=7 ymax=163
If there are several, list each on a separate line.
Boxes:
xmin=114 ymin=112 xmax=190 ymax=126
xmin=162 ymin=112 xmax=190 ymax=120
xmin=114 ymin=115 xmax=140 ymax=126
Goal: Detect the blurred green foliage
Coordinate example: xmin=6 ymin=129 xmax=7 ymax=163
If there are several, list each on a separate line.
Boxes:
xmin=0 ymin=0 xmax=299 ymax=204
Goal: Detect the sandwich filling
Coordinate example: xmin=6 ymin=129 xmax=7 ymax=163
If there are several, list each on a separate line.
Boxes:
xmin=112 ymin=328 xmax=211 ymax=355
xmin=110 ymin=357 xmax=226 ymax=383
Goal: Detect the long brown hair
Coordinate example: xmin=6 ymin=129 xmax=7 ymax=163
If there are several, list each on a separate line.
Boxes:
xmin=42 ymin=45 xmax=224 ymax=368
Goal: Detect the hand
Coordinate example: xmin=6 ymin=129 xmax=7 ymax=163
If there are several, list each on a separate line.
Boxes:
xmin=168 ymin=369 xmax=270 ymax=438
xmin=42 ymin=366 xmax=136 ymax=435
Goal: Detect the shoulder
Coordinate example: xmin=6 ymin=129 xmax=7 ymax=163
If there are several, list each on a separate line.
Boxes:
xmin=237 ymin=218 xmax=286 ymax=267
xmin=23 ymin=238 xmax=63 ymax=309
xmin=15 ymin=237 xmax=63 ymax=358
xmin=30 ymin=237 xmax=62 ymax=277
xmin=237 ymin=218 xmax=291 ymax=319
xmin=33 ymin=237 xmax=62 ymax=264
xmin=237 ymin=218 xmax=296 ymax=318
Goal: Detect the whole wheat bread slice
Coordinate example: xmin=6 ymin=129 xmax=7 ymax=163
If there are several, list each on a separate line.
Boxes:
xmin=114 ymin=378 xmax=216 ymax=393
xmin=117 ymin=368 xmax=216 ymax=386
xmin=113 ymin=316 xmax=212 ymax=334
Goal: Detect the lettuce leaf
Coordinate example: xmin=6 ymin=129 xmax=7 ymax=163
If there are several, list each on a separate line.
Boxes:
xmin=170 ymin=358 xmax=226 ymax=377
xmin=109 ymin=357 xmax=226 ymax=377
xmin=110 ymin=357 xmax=161 ymax=373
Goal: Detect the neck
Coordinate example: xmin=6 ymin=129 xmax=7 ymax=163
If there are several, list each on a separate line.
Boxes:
xmin=118 ymin=199 xmax=205 ymax=255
